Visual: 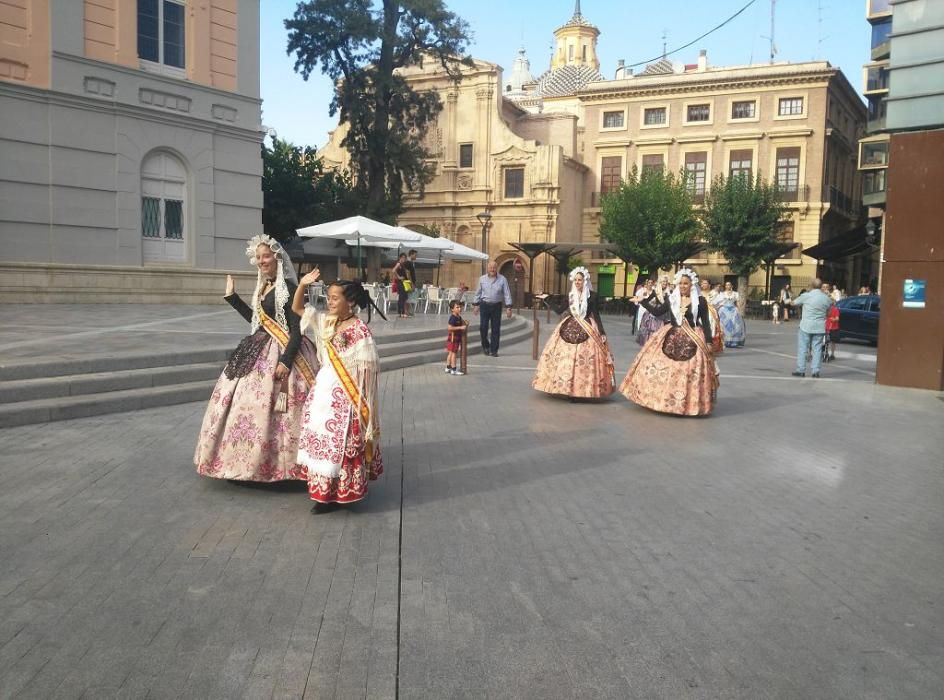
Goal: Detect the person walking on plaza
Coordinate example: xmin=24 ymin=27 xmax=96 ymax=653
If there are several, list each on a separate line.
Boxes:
xmin=532 ymin=267 xmax=615 ymax=399
xmin=445 ymin=300 xmax=468 ymax=376
xmin=788 ymin=278 xmax=834 ymax=378
xmin=713 ymin=281 xmax=746 ymax=348
xmin=620 ymin=268 xmax=719 ymax=416
xmin=392 ymin=252 xmax=411 ymax=318
xmin=292 ymin=270 xmax=385 ymax=511
xmin=405 ymin=249 xmax=419 ymax=315
xmin=635 ymin=275 xmax=671 ymax=346
xmin=473 ymin=261 xmax=513 ymax=357
xmin=700 ymin=278 xmax=725 ymax=354
xmin=779 ymin=284 xmax=794 ymax=322
xmin=194 ymin=235 xmax=317 ymax=482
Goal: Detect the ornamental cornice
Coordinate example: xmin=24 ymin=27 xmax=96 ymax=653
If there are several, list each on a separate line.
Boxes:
xmin=578 ymin=72 xmax=834 ymax=102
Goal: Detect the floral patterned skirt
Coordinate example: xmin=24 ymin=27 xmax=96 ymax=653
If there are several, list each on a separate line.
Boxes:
xmin=636 ymin=312 xmax=667 ymax=346
xmin=717 ymin=304 xmax=746 ymax=347
xmin=532 ymin=317 xmax=614 ymax=398
xmin=619 ymin=324 xmax=718 ymax=416
xmin=194 ymin=335 xmax=317 ymax=481
xmin=297 ymin=371 xmax=384 ymax=504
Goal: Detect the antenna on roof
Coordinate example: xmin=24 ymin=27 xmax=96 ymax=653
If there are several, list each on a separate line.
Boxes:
xmin=769 ymin=0 xmax=778 ymax=63
xmin=662 ymin=29 xmax=668 ymax=59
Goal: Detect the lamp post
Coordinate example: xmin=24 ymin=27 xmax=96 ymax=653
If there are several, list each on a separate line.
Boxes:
xmin=476 ymin=210 xmax=492 ymax=275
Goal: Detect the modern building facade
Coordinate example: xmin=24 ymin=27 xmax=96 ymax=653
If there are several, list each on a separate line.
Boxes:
xmin=874 ymin=0 xmax=944 ymax=391
xmin=0 ymin=0 xmax=263 ymax=303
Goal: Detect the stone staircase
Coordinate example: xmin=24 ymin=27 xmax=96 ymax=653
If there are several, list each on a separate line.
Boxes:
xmin=0 ymin=316 xmax=533 ymax=428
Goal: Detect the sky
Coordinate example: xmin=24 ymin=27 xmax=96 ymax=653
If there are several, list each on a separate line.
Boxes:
xmin=259 ymin=0 xmax=871 ymax=148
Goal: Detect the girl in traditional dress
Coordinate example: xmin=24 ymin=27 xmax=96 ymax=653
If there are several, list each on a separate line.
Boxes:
xmin=713 ymin=281 xmax=746 ymax=348
xmin=532 ymin=267 xmax=615 ymax=399
xmin=195 ymin=235 xmax=317 ymax=481
xmin=635 ymin=274 xmax=672 ymax=345
xmin=700 ymin=278 xmax=725 ymax=354
xmin=292 ymin=270 xmax=385 ymax=511
xmin=620 ymin=268 xmax=719 ymax=416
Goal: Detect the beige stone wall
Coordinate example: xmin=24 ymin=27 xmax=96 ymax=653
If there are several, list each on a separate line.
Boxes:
xmin=79 ymin=1 xmax=239 ymax=91
xmin=0 ymin=0 xmax=50 ymax=87
xmin=1 ymin=262 xmax=257 ymax=304
xmin=83 ymin=0 xmax=137 ymax=68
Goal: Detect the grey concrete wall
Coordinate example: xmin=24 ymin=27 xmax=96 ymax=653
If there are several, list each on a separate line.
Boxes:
xmin=238 ymin=0 xmax=261 ymax=99
xmin=0 ymin=51 xmax=263 ymax=273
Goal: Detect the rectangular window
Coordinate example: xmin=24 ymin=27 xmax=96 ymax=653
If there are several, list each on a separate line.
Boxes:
xmin=643 ymin=107 xmax=666 ymax=125
xmin=859 ymin=141 xmax=888 ymax=168
xmin=775 ymin=147 xmax=801 ymax=198
xmin=459 ymin=143 xmax=473 ymax=168
xmin=729 ymin=149 xmax=753 ymax=180
xmin=684 ymin=152 xmax=707 ymax=202
xmin=164 ymin=199 xmax=183 ymax=239
xmin=142 ymin=196 xmax=161 ymax=237
xmin=686 ymin=104 xmax=710 ymax=122
xmin=138 ymin=0 xmax=186 ymax=69
xmin=641 ymin=154 xmax=664 ymax=176
xmin=731 ymin=100 xmax=756 ymax=119
xmin=778 ymin=97 xmax=804 ymax=116
xmin=600 ymin=156 xmax=622 ymax=194
xmin=582 ymin=45 xmax=587 ymax=62
xmin=602 ymin=111 xmax=625 ymax=129
xmin=504 ymin=167 xmax=524 ymax=199
xmin=777 ymin=222 xmax=799 ymax=259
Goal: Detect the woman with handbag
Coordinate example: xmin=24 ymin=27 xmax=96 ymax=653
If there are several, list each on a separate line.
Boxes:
xmin=392 ymin=252 xmax=411 ymax=318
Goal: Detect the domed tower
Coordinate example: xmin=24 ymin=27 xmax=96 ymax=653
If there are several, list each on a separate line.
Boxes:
xmin=550 ymin=0 xmax=600 ymax=72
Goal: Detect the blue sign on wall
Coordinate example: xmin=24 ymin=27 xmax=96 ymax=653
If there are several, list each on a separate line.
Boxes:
xmin=903 ymin=279 xmax=926 ymax=309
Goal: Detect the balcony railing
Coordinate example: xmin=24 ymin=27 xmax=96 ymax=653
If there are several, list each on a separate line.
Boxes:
xmin=774 ymin=184 xmax=810 ymax=203
xmin=828 ymin=185 xmax=858 ymax=217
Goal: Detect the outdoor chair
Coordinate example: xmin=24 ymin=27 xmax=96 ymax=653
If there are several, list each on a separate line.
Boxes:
xmin=424 ymin=286 xmax=447 ymax=314
xmin=444 ymin=287 xmax=460 ymax=305
xmin=461 ymin=290 xmax=475 ymax=311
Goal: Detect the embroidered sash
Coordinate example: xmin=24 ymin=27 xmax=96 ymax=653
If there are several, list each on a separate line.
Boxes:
xmin=325 ymin=339 xmax=377 ymax=463
xmin=678 ymin=320 xmax=720 ymax=389
xmin=257 ymin=304 xmax=316 ymax=387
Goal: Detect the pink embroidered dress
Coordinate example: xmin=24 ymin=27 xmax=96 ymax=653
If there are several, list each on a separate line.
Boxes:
xmin=297 ymin=309 xmax=384 ymax=504
xmin=194 ymin=285 xmax=317 ymax=481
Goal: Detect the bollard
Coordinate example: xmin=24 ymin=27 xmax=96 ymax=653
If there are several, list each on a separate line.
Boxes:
xmin=532 ymin=317 xmax=540 ymax=361
xmin=461 ymin=322 xmax=469 ymax=374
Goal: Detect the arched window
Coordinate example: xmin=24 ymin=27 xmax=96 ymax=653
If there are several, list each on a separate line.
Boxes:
xmin=141 ymin=151 xmax=187 ymax=263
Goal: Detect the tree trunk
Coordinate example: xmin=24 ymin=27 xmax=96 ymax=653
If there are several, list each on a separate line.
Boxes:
xmin=366 ymin=0 xmax=399 ymax=218
xmin=737 ymin=274 xmax=749 ymax=312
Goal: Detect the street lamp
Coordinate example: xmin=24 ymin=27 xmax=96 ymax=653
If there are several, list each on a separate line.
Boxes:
xmin=865 ymin=219 xmax=877 ymax=245
xmin=476 ymin=210 xmax=492 ymax=274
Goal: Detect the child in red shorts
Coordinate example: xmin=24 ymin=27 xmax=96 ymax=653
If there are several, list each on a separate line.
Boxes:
xmin=445 ymin=300 xmax=468 ymax=376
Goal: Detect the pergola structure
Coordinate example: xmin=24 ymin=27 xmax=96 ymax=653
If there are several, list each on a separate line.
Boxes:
xmin=508 ymin=241 xmax=620 ymax=301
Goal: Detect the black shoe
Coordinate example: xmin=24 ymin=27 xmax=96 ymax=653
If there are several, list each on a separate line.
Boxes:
xmin=811 ymin=372 xmax=820 ymax=378
xmin=491 ymin=352 xmax=499 ymax=358
xmin=311 ymin=502 xmax=334 ymax=514
xmin=483 ymin=349 xmax=491 ymax=356
xmin=791 ymin=371 xmax=804 ymax=377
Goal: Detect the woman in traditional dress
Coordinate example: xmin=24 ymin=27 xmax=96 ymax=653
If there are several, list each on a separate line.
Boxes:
xmin=620 ymin=268 xmax=719 ymax=416
xmin=292 ymin=270 xmax=385 ymax=511
xmin=635 ymin=274 xmax=672 ymax=346
xmin=700 ymin=278 xmax=725 ymax=354
xmin=195 ymin=235 xmax=317 ymax=481
xmin=713 ymin=281 xmax=746 ymax=348
xmin=532 ymin=267 xmax=615 ymax=399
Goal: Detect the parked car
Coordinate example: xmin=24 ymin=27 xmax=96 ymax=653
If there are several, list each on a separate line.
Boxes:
xmin=836 ymin=294 xmax=880 ymax=344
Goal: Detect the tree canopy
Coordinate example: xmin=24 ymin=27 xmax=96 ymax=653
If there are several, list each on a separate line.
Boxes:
xmin=285 ymin=0 xmax=472 ymax=220
xmin=599 ymin=168 xmax=704 ymax=276
xmin=700 ymin=174 xmax=789 ymax=286
xmin=262 ymin=138 xmax=360 ymax=242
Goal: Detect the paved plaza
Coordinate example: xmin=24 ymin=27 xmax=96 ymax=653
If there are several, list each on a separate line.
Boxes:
xmin=1 ymin=313 xmax=942 ymax=699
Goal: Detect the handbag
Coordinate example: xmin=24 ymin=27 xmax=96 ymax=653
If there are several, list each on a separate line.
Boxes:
xmin=402 ymin=279 xmax=414 ymax=293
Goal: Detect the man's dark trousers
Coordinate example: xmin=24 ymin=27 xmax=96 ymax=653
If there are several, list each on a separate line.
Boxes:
xmin=479 ymin=302 xmax=503 ymax=354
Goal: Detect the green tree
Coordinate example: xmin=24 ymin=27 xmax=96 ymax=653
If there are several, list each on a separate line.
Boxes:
xmin=285 ymin=0 xmax=472 ymax=220
xmin=262 ymin=137 xmax=360 ymax=242
xmin=701 ymin=174 xmax=789 ymax=296
xmin=599 ymin=168 xmax=704 ymax=280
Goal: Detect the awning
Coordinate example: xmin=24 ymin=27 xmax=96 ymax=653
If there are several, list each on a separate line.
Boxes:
xmin=802 ymin=227 xmax=873 ymax=261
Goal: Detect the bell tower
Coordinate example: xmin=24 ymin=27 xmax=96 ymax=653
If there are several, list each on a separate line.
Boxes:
xmin=551 ymin=1 xmax=600 ymax=71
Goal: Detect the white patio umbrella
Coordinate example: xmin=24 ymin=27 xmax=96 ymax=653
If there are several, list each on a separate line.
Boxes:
xmin=296 ymin=216 xmax=422 ymax=278
xmin=441 ymin=241 xmax=488 ymax=261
